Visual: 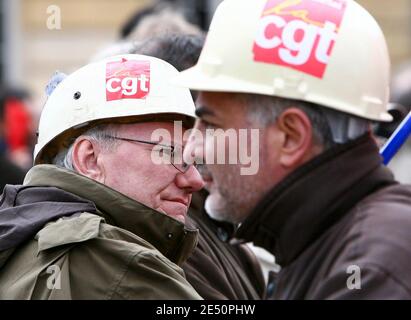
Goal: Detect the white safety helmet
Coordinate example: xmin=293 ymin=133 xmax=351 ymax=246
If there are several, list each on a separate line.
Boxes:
xmin=174 ymin=0 xmax=392 ymax=122
xmin=34 ymin=54 xmax=196 ymax=164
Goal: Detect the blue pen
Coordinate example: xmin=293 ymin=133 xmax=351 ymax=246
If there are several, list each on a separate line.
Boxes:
xmin=380 ymin=111 xmax=411 ymax=165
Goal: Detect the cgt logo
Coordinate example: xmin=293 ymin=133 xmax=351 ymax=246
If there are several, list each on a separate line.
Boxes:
xmin=106 ymin=58 xmax=150 ymax=101
xmin=253 ymin=0 xmax=347 ymax=78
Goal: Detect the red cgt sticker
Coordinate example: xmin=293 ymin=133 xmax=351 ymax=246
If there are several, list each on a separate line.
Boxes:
xmin=106 ymin=58 xmax=150 ymax=101
xmin=253 ymin=0 xmax=347 ymax=78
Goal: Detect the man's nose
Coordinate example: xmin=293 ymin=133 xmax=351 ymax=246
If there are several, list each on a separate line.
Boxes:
xmin=175 ymin=166 xmax=205 ymax=192
xmin=183 ymin=122 xmax=205 ymax=166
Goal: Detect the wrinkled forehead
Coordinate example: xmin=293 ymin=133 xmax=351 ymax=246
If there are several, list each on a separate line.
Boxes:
xmin=195 ymin=92 xmax=251 ymax=127
xmin=196 ymin=92 xmax=247 ymax=112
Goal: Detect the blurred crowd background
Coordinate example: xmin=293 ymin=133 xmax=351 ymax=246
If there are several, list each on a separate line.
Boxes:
xmin=0 ymin=0 xmax=410 ymax=189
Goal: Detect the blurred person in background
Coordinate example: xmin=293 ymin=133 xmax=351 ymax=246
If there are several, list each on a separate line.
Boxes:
xmin=119 ymin=0 xmax=208 ymax=39
xmin=382 ymin=62 xmax=411 ymax=184
xmin=1 ymin=88 xmax=34 ymax=170
xmin=0 ymin=89 xmax=28 ymax=191
xmin=92 ymin=0 xmax=201 ymax=62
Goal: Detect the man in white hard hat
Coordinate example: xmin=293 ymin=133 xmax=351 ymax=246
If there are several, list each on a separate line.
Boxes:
xmin=175 ymin=0 xmax=411 ymax=299
xmin=0 ymin=55 xmax=204 ymax=299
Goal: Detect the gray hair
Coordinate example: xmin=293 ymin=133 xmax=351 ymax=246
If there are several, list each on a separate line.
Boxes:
xmin=126 ymin=8 xmax=201 ymax=42
xmin=240 ymin=93 xmax=370 ymax=149
xmin=52 ymin=124 xmax=120 ymax=171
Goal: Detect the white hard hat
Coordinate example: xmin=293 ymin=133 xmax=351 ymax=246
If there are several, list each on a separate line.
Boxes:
xmin=34 ymin=54 xmax=196 ymax=164
xmin=174 ymin=0 xmax=392 ymax=122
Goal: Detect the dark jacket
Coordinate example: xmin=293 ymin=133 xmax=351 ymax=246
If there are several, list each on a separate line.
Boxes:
xmin=0 ymin=165 xmax=201 ymax=299
xmin=237 ymin=135 xmax=411 ymax=299
xmin=183 ymin=191 xmax=266 ymax=299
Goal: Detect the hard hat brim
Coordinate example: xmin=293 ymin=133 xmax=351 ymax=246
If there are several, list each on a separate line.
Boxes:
xmin=174 ymin=66 xmax=393 ymax=123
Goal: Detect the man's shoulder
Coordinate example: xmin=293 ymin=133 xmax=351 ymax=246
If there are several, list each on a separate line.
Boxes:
xmin=292 ymin=184 xmax=411 ymax=299
xmin=335 ymin=183 xmax=411 ymax=259
xmin=321 ymin=184 xmax=411 ymax=295
xmin=0 ymin=212 xmax=195 ymax=299
xmin=350 ymin=183 xmax=411 ymax=246
xmin=40 ymin=212 xmax=186 ymax=279
xmin=359 ymin=183 xmax=411 ymax=215
xmin=36 ymin=211 xmax=158 ymax=254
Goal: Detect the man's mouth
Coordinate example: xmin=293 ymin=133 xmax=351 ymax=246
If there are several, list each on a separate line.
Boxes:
xmin=168 ymin=198 xmax=189 ymax=207
xmin=163 ymin=199 xmax=189 ymax=223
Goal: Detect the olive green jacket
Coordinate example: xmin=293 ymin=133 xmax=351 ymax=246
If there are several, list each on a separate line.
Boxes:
xmin=0 ymin=165 xmax=201 ymax=300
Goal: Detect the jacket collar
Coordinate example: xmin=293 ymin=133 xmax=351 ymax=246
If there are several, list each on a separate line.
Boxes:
xmin=236 ymin=135 xmax=396 ymax=266
xmin=24 ymin=165 xmax=198 ymax=266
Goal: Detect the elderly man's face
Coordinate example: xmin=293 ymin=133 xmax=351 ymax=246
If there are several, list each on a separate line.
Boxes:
xmin=97 ymin=122 xmax=204 ymax=223
xmin=185 ymin=92 xmax=286 ymax=224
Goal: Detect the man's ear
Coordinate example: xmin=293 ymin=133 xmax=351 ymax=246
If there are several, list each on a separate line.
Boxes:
xmin=72 ymin=137 xmax=105 ymax=183
xmin=276 ymin=108 xmax=320 ymax=168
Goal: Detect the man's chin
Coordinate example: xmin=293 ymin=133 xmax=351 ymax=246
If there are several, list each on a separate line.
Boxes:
xmin=162 ymin=202 xmax=188 ymax=223
xmin=204 ymin=193 xmax=234 ymax=223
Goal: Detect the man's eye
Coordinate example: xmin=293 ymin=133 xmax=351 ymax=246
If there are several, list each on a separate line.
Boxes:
xmin=200 ymin=119 xmax=217 ymax=129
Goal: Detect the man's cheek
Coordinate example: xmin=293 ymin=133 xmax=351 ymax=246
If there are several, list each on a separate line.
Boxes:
xmin=204 ymin=138 xmax=216 ymax=165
